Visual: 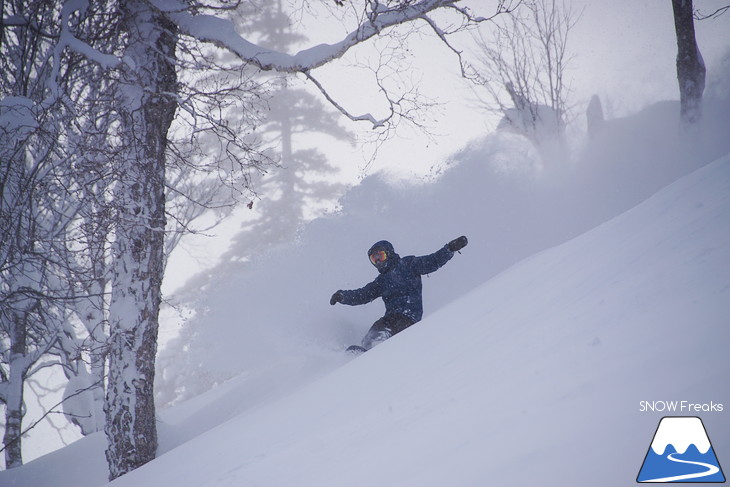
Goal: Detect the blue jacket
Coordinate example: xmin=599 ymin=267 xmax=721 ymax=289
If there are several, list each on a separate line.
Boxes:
xmin=339 ymin=240 xmax=454 ymax=322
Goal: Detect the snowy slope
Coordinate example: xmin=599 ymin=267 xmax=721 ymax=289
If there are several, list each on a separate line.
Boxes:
xmin=155 ymin=99 xmax=730 ymax=413
xmin=6 ymin=153 xmax=727 ymax=487
xmin=111 ymin=154 xmax=730 ymax=486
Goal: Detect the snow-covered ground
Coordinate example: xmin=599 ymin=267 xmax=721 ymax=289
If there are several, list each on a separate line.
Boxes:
xmin=2 ymin=112 xmax=729 ymax=486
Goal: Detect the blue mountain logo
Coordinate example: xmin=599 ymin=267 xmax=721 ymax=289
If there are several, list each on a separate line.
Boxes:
xmin=637 ymin=416 xmax=725 ymax=483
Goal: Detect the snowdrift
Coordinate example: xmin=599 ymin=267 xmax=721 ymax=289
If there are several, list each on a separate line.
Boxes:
xmin=3 ymin=150 xmax=728 ymax=486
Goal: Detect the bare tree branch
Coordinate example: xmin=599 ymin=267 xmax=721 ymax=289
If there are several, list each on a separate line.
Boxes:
xmin=694 ymin=5 xmax=729 ymax=20
xmin=304 ymin=70 xmax=388 ymax=128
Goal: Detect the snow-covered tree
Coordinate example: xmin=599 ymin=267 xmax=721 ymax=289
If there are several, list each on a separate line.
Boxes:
xmin=2 ymin=0 xmax=262 ymax=469
xmin=0 ymin=0 xmax=80 ymax=467
xmin=100 ymin=1 xmax=177 ymax=477
xmin=0 ymin=98 xmax=84 ymax=467
xmin=1 ymin=1 xmax=128 ymax=465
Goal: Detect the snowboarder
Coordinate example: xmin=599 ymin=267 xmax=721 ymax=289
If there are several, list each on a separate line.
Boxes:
xmin=330 ymin=236 xmax=468 ymax=352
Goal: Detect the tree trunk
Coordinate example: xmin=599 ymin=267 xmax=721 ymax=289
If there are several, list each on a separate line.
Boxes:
xmin=79 ymin=234 xmax=110 ymax=434
xmin=672 ymin=0 xmax=706 ymax=124
xmin=586 ymin=94 xmax=605 ymax=139
xmin=2 ymin=313 xmax=27 ymax=469
xmin=104 ymin=0 xmax=178 ymax=480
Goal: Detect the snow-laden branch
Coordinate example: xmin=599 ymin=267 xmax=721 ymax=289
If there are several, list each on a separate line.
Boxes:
xmin=60 ymin=0 xmax=121 ymax=67
xmin=45 ymin=0 xmax=124 ymax=106
xmin=151 ymin=0 xmax=465 ymax=73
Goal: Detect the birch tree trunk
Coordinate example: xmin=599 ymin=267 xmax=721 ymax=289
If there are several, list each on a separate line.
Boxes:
xmin=1 ymin=267 xmax=54 ymax=469
xmin=2 ymin=312 xmax=28 ymax=469
xmin=104 ymin=0 xmax=178 ymax=480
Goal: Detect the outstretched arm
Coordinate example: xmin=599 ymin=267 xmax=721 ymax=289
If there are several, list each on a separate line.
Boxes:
xmin=330 ymin=279 xmax=383 ymax=306
xmin=413 ymin=236 xmax=468 ymax=275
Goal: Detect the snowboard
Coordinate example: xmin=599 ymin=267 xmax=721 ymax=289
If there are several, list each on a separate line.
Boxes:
xmin=346 ymin=345 xmax=367 ymax=354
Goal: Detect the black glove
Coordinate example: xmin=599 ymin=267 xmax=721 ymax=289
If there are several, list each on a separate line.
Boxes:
xmin=447 ymin=236 xmax=468 ymax=252
xmin=330 ymin=290 xmax=344 ymax=305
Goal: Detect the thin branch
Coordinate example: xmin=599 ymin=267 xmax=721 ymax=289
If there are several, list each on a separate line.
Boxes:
xmin=303 ymin=70 xmax=388 ymax=128
xmin=694 ymin=5 xmax=729 ymax=20
xmin=422 ymin=15 xmax=469 ymax=78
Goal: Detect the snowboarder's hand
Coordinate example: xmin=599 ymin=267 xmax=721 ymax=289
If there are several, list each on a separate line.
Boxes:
xmin=330 ymin=290 xmax=344 ymax=305
xmin=448 ymin=236 xmax=468 ymax=252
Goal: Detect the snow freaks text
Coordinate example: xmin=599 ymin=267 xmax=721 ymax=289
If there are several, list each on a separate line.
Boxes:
xmin=639 ymin=401 xmax=724 ymax=413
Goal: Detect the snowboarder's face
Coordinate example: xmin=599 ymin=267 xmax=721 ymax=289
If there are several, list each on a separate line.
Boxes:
xmin=369 ymin=249 xmax=388 ymax=267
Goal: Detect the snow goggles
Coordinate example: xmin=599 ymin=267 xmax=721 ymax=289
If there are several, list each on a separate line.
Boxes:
xmin=369 ymin=250 xmax=388 ymax=265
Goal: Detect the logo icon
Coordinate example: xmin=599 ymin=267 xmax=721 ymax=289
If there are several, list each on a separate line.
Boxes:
xmin=637 ymin=416 xmax=725 ymax=483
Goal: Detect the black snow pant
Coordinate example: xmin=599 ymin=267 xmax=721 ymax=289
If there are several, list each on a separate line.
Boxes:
xmin=361 ymin=313 xmax=416 ymax=350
